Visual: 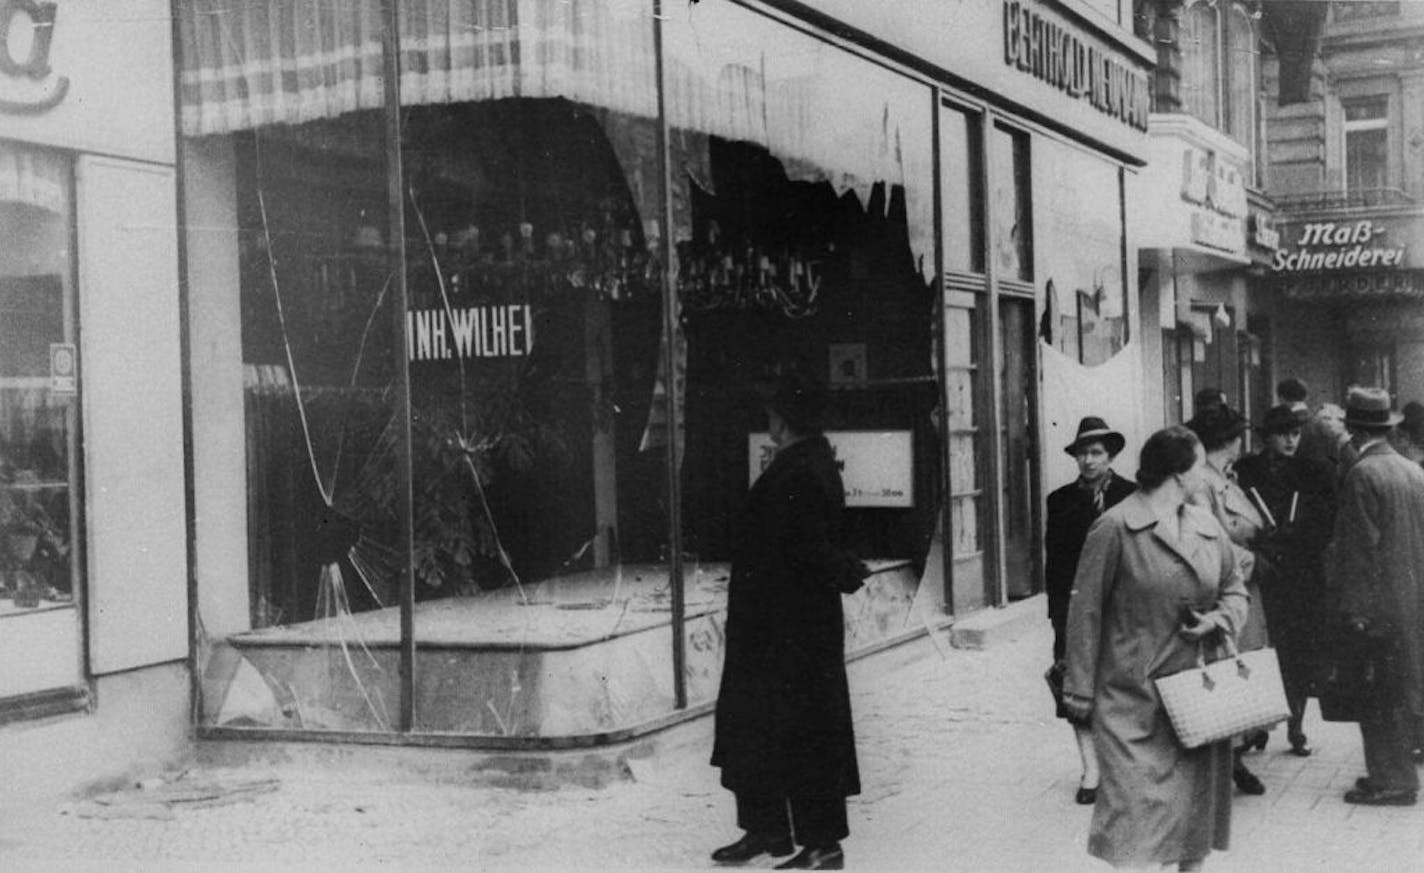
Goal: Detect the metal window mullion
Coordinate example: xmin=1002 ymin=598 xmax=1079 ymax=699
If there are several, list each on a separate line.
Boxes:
xmin=653 ymin=0 xmax=687 ymax=711
xmin=380 ymin=0 xmax=417 ymax=734
xmin=981 ymin=119 xmax=1007 ymax=610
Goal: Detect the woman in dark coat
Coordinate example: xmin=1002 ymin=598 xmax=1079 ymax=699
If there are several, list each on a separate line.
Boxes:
xmin=1045 ymin=416 xmax=1136 ymax=805
xmin=710 ymin=368 xmax=866 ymax=871
xmin=1233 ymin=404 xmax=1336 ymax=756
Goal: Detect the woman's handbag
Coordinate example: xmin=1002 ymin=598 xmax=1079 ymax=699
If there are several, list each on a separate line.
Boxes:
xmin=1153 ymin=634 xmax=1291 ymax=749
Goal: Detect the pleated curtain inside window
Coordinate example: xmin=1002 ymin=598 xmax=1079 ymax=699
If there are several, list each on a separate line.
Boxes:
xmin=177 ymin=0 xmax=657 ymax=137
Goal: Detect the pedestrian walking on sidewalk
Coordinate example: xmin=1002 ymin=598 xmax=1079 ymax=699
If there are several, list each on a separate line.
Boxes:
xmin=1185 ymin=400 xmax=1272 ymax=796
xmin=1234 ymin=404 xmax=1337 ymax=757
xmin=710 ymin=365 xmax=867 ymax=871
xmin=1044 ymin=416 xmax=1136 ymax=806
xmin=1064 ymin=425 xmax=1248 ymax=871
xmin=1327 ymin=386 xmax=1424 ymax=807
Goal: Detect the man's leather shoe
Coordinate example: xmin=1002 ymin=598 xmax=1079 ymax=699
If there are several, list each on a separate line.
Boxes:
xmin=1344 ymin=786 xmax=1418 ymax=806
xmin=774 ymin=844 xmax=845 ymax=870
xmin=712 ymin=833 xmax=794 ymax=864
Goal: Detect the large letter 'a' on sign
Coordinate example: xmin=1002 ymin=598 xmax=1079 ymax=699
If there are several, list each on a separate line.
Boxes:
xmin=0 ymin=0 xmax=69 ymax=113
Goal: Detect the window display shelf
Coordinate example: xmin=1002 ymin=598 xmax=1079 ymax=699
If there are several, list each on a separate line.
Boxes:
xmin=0 ymin=599 xmax=75 ymax=619
xmin=1 ymin=481 xmax=69 ymax=491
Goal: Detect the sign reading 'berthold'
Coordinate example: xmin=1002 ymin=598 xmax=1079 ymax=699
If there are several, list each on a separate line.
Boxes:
xmin=1002 ymin=0 xmax=1150 ymax=131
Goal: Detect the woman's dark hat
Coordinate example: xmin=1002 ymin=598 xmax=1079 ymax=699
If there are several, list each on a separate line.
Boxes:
xmin=1256 ymin=404 xmax=1305 ymax=436
xmin=1064 ymin=416 xmax=1125 ymax=457
xmin=1343 ymin=385 xmax=1403 ymax=429
xmin=1185 ymin=403 xmax=1249 ymax=448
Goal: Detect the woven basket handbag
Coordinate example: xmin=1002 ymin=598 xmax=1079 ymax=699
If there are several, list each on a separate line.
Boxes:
xmin=1153 ymin=634 xmax=1290 ymax=749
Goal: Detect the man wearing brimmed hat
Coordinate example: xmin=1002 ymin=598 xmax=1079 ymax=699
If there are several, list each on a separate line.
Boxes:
xmin=1045 ymin=416 xmax=1136 ymax=805
xmin=1329 ymin=386 xmax=1424 ymax=806
xmin=1235 ymin=405 xmax=1337 ymax=758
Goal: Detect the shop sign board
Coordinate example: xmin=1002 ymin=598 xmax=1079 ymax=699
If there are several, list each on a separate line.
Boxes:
xmin=1283 ymin=272 xmax=1424 ymax=301
xmin=1180 ymin=146 xmax=1246 ymax=253
xmin=1 ymin=0 xmax=172 ymax=164
xmin=406 ymin=305 xmax=535 ymax=361
xmin=1272 ymin=219 xmax=1412 ymax=273
xmin=0 ymin=0 xmax=67 ymax=113
xmin=49 ymin=341 xmax=75 ymax=394
xmin=749 ymin=430 xmax=914 ymax=508
xmin=1002 ymin=0 xmax=1150 ymax=131
xmin=1249 ymin=212 xmax=1280 ymax=251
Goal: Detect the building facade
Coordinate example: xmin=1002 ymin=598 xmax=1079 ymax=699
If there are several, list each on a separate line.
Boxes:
xmin=6 ymin=0 xmax=1157 ymax=794
xmin=1266 ymin=0 xmax=1424 ymax=405
xmin=0 ymin=0 xmax=190 ymax=796
xmin=1129 ymin=0 xmax=1284 ymax=430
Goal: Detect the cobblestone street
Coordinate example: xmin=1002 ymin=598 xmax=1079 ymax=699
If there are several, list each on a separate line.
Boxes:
xmin=4 ymin=616 xmax=1423 ymax=872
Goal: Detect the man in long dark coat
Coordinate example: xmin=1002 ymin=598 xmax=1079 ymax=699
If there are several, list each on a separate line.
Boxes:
xmin=711 ymin=368 xmax=864 ymax=870
xmin=1329 ymin=387 xmax=1424 ymax=806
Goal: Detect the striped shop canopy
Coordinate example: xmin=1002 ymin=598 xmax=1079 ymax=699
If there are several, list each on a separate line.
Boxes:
xmin=177 ymin=0 xmax=658 ymax=137
xmin=175 ymin=0 xmax=932 ymax=258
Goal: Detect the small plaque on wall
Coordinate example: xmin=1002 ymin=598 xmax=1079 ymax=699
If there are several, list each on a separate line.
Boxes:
xmin=49 ymin=343 xmax=77 ymax=395
xmin=749 ymin=430 xmax=914 ymax=508
xmin=828 ymin=343 xmax=868 ymax=385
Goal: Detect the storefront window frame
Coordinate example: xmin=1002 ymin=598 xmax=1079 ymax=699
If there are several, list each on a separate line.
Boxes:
xmin=186 ymin=1 xmax=1149 ymax=748
xmin=0 ymin=139 xmax=89 ymax=720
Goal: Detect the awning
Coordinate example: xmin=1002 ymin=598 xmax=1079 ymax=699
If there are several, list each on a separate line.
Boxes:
xmin=176 ymin=0 xmax=933 ymax=266
xmin=178 ymin=0 xmax=656 ymax=136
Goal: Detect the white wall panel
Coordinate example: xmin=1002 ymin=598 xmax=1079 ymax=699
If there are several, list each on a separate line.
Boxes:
xmin=77 ymin=156 xmax=188 ymax=675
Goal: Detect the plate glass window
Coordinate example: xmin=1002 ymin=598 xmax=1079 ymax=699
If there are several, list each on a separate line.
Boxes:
xmin=0 ymin=142 xmax=84 ymax=699
xmin=1343 ymin=96 xmax=1390 ymax=193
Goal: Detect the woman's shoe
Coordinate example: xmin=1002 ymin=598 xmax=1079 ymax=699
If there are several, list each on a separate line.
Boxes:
xmin=1288 ymin=732 xmax=1312 ymax=757
xmin=712 ymin=833 xmax=795 ymax=864
xmin=1233 ymin=763 xmax=1266 ymax=795
xmin=1246 ymin=730 xmax=1269 ymax=752
xmin=1074 ymin=786 xmax=1097 ymax=805
xmin=774 ymin=844 xmax=845 ymax=870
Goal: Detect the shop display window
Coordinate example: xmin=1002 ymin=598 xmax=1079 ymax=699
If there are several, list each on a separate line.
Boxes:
xmin=991 ymin=124 xmax=1032 ymax=283
xmin=0 ymin=142 xmax=83 ymax=698
xmin=664 ymin=2 xmax=941 ymax=675
xmin=194 ymin=0 xmax=946 ymax=740
xmin=1035 ymin=139 xmax=1128 ymax=367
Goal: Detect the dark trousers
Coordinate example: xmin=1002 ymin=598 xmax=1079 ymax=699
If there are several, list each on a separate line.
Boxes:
xmin=1360 ymin=705 xmax=1421 ymax=792
xmin=736 ymin=792 xmax=848 ymax=847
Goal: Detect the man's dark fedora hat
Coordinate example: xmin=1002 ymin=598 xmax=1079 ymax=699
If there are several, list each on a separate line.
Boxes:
xmin=1256 ymin=404 xmax=1306 ymax=436
xmin=1343 ymin=385 xmax=1403 ymax=429
xmin=1064 ymin=416 xmax=1125 ymax=457
xmin=1185 ymin=403 xmax=1249 ymax=448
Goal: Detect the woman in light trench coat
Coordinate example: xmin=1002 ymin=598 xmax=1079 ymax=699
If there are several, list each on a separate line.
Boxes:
xmin=1185 ymin=402 xmax=1272 ymax=795
xmin=1065 ymin=426 xmax=1249 ymax=871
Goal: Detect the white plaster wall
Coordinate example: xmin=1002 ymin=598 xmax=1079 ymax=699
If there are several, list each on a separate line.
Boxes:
xmin=0 ymin=663 xmax=191 ymax=801
xmin=182 ymin=139 xmax=252 ymax=637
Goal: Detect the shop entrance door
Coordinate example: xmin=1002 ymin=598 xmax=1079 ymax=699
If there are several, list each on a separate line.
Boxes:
xmin=998 ymin=297 xmax=1040 ymax=599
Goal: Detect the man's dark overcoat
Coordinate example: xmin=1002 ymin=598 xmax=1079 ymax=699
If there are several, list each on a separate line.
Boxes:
xmin=1045 ymin=470 xmax=1137 ymax=663
xmin=711 ymin=435 xmax=860 ymax=800
xmin=1234 ymin=450 xmax=1336 ymax=685
xmin=1327 ymin=440 xmax=1424 ymax=719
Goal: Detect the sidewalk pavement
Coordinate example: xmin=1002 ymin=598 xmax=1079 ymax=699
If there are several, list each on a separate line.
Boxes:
xmin=2 ymin=615 xmax=1422 ymax=873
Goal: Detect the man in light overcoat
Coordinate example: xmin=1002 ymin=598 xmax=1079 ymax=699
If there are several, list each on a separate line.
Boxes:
xmin=1329 ymin=386 xmax=1424 ymax=806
